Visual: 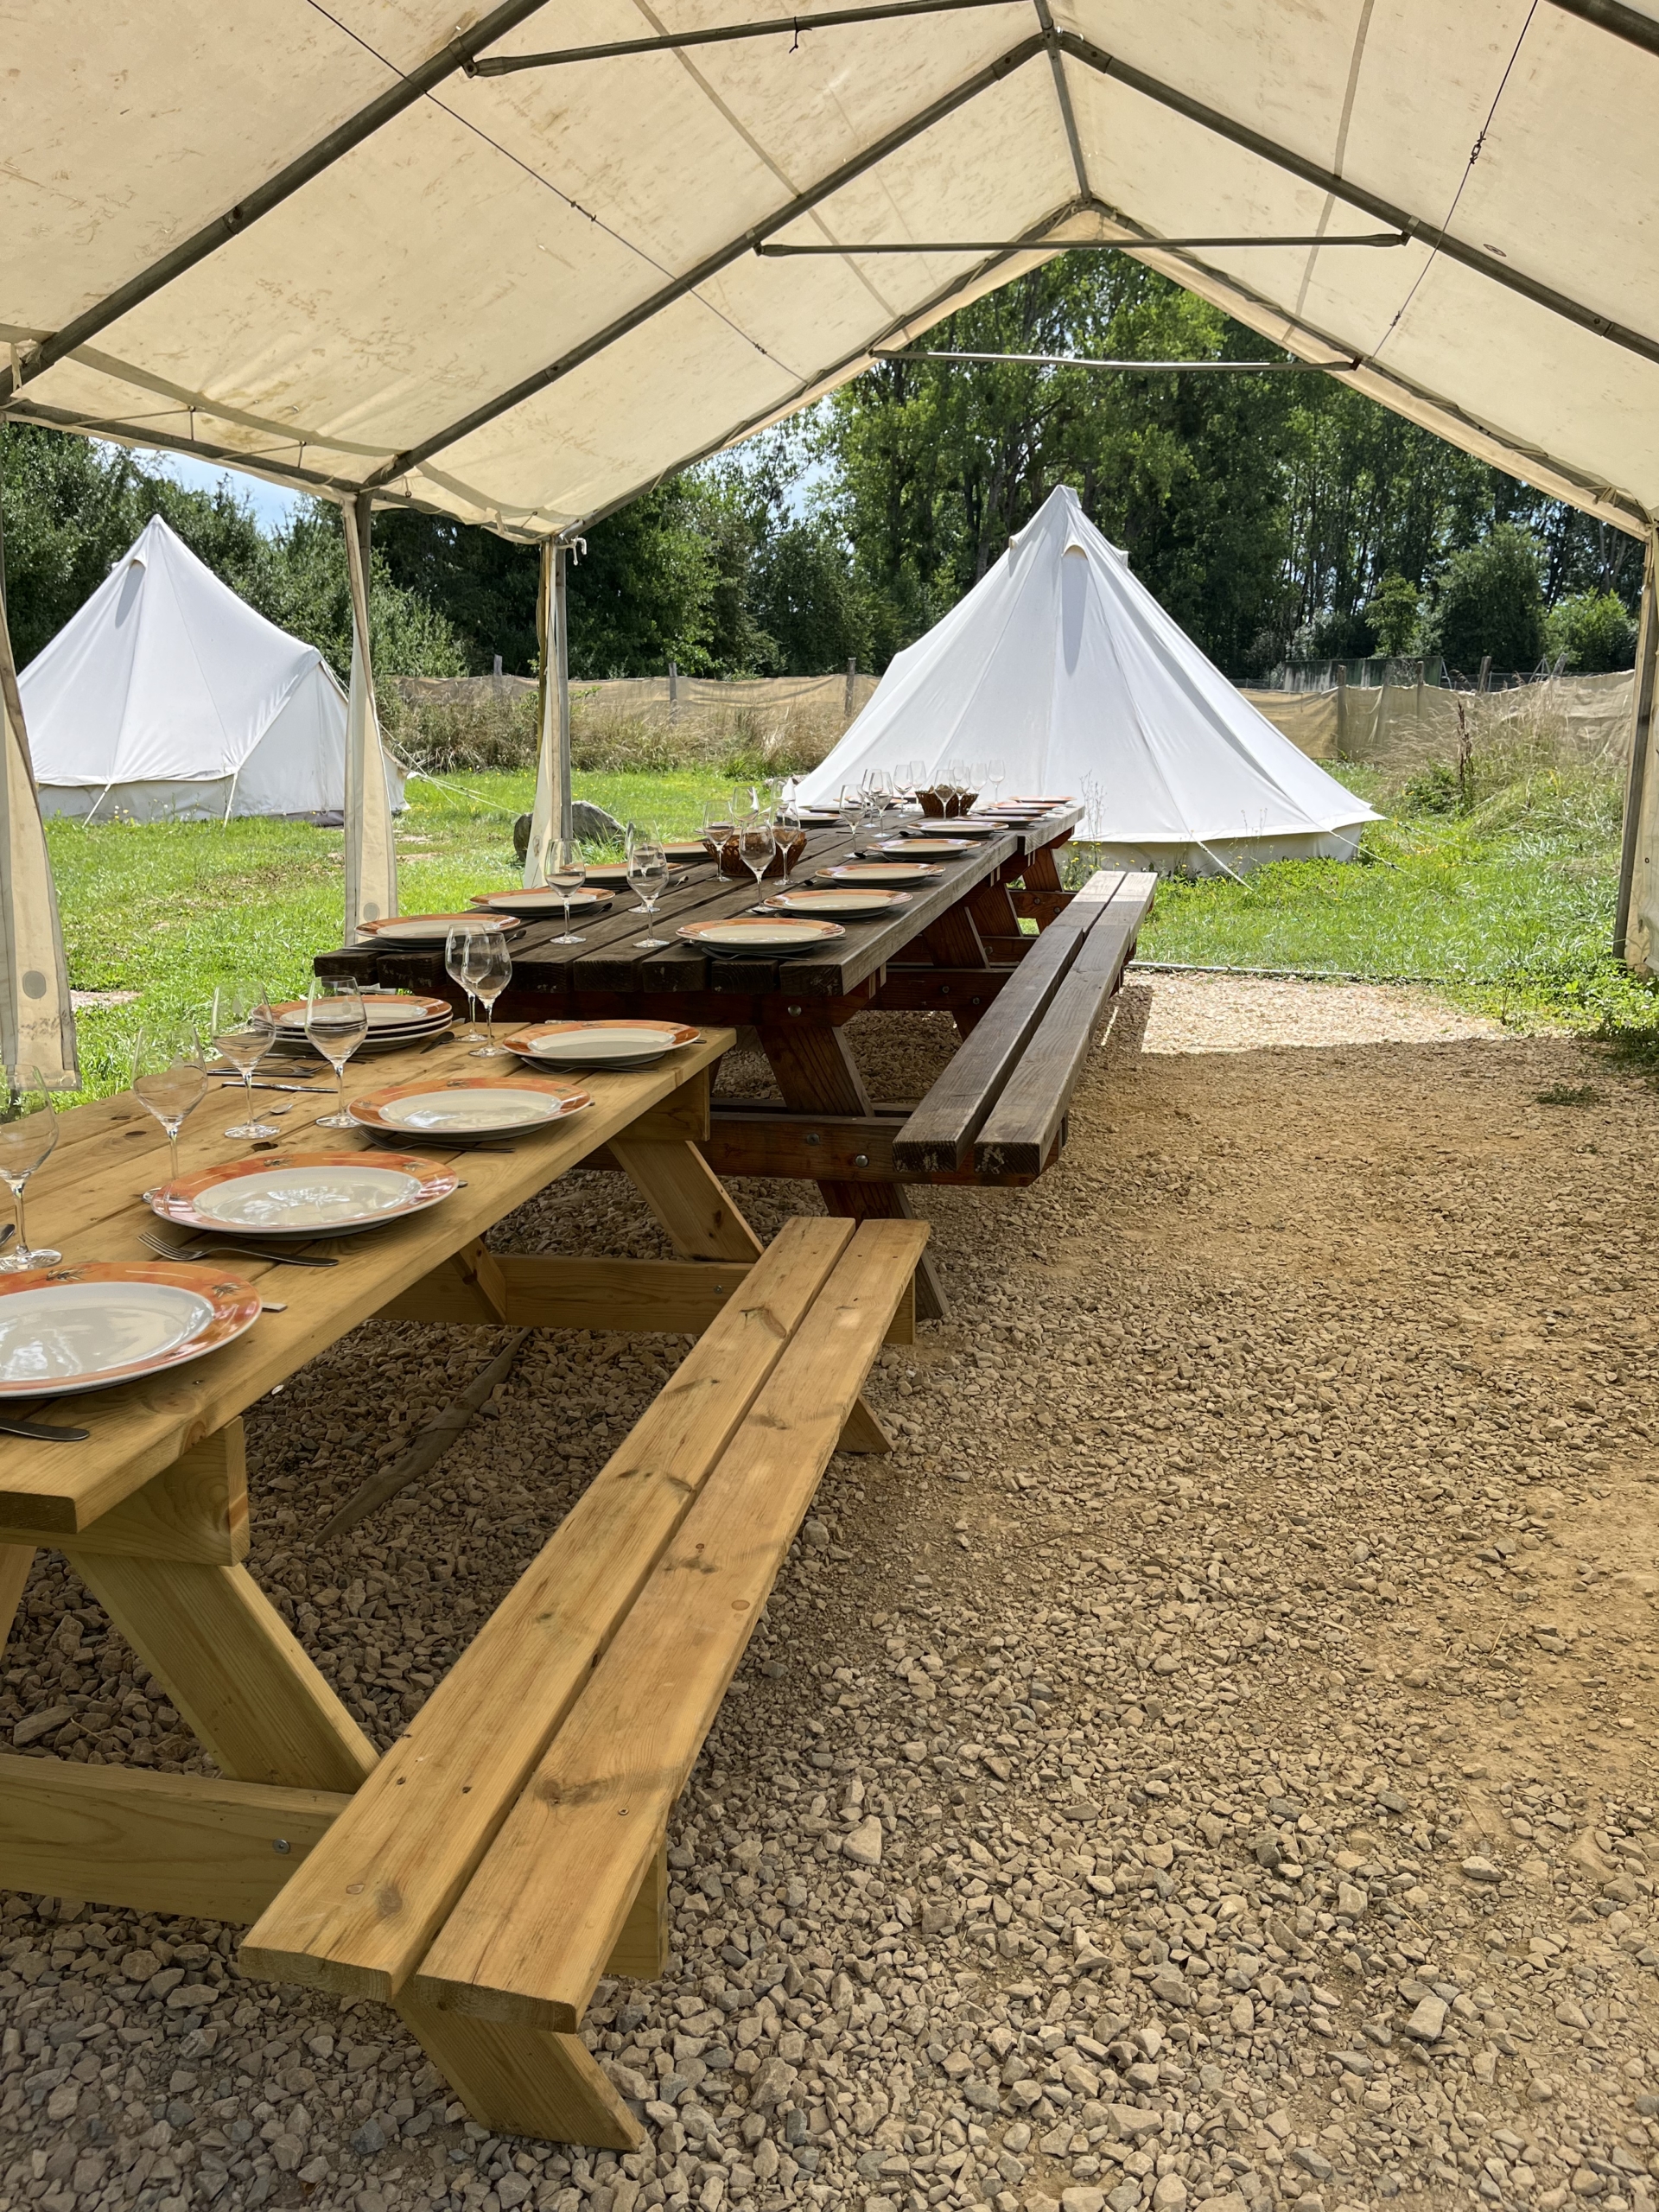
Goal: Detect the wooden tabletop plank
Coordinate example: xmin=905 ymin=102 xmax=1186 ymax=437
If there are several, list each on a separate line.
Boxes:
xmin=0 ymin=1029 xmax=737 ymax=1535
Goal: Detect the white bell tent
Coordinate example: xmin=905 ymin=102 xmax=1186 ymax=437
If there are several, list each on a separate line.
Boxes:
xmin=802 ymin=487 xmax=1376 ymax=874
xmin=16 ymin=516 xmax=401 ymax=825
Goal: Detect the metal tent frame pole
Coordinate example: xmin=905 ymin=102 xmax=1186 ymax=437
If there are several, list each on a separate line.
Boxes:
xmin=1615 ymin=529 xmax=1659 ymax=967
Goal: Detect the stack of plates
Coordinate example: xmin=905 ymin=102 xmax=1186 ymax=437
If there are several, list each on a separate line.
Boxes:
xmin=882 ymin=836 xmax=972 ymax=859
xmin=761 ymin=887 xmax=910 ymax=920
xmin=469 ymin=887 xmax=614 ymax=915
xmin=894 ymin=817 xmax=1001 ymax=840
xmin=349 ymin=1074 xmax=591 ymax=1143
xmin=506 ymin=1019 xmax=702 ymax=1071
xmin=150 ymin=1153 xmax=458 ymax=1237
xmin=0 ymin=1262 xmax=264 ymax=1397
xmin=678 ymin=916 xmax=845 ymax=958
xmin=359 ymin=911 xmax=528 ymax=944
xmin=269 ymin=993 xmax=454 ymax=1057
xmin=664 ymin=840 xmax=712 ymax=863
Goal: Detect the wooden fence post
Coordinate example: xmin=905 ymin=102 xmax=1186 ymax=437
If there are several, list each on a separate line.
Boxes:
xmin=1615 ymin=530 xmax=1659 ymax=968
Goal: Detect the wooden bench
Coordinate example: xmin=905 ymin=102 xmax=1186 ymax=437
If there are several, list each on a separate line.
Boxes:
xmin=241 ymin=1212 xmax=928 ymax=2146
xmin=892 ymin=869 xmax=1155 ymax=1179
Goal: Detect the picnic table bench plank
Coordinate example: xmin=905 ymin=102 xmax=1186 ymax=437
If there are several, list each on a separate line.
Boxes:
xmin=409 ymin=1218 xmax=929 ymax=2031
xmin=240 ymin=1217 xmax=861 ymax=2003
xmin=974 ymin=872 xmax=1156 ymax=1177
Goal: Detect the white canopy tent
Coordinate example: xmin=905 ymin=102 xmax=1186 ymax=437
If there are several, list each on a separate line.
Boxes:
xmin=15 ymin=516 xmax=397 ymax=825
xmin=802 ymin=486 xmax=1377 ymax=872
xmin=4 ymin=0 xmax=1659 ymax=1071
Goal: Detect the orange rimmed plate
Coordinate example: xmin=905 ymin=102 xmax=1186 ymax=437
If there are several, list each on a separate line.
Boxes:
xmin=760 ymin=887 xmax=912 ymax=918
xmin=678 ymin=915 xmax=845 ymax=957
xmin=270 ymin=994 xmax=450 ymax=1033
xmin=0 ymin=1262 xmax=263 ymax=1399
xmin=348 ymin=1074 xmax=590 ymax=1141
xmin=149 ymin=1152 xmax=459 ymax=1239
xmin=505 ymin=1019 xmax=701 ymax=1071
xmin=882 ymin=837 xmax=972 ymax=858
xmin=359 ymin=912 xmax=526 ymax=944
xmin=468 ymin=887 xmax=614 ymax=914
xmin=818 ymin=861 xmax=944 ymax=885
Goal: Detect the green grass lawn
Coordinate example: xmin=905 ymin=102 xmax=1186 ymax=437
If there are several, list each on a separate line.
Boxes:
xmin=44 ymin=755 xmax=1659 ymax=1102
xmin=1133 ymin=760 xmax=1659 ymax=1038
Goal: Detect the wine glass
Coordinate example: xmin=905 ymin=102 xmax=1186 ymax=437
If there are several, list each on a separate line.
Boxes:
xmin=132 ymin=1023 xmax=208 ymax=1203
xmin=544 ymin=837 xmax=587 ymax=945
xmin=0 ymin=1067 xmax=60 ymax=1271
xmin=739 ymin=816 xmax=777 ymax=897
xmin=445 ymin=925 xmax=484 ymax=1041
xmin=305 ymin=982 xmax=370 ymax=1129
xmin=213 ymin=982 xmax=279 ymax=1141
xmin=702 ymin=798 xmax=737 ymax=861
xmin=469 ymin=928 xmax=513 ymax=1057
xmin=987 ymin=756 xmax=1007 ymax=805
xmin=628 ymin=834 xmax=671 ymax=950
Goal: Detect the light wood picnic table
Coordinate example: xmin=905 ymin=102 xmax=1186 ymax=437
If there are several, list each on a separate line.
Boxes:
xmin=0 ymin=1021 xmax=758 ymax=1949
xmin=318 ymin=804 xmax=1084 ymax=1320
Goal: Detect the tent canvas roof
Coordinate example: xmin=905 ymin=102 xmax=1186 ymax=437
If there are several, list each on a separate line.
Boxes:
xmin=18 ymin=513 xmax=343 ymax=791
xmin=3 ymin=2 xmax=1656 ymax=545
xmin=802 ymin=484 xmax=1378 ymax=857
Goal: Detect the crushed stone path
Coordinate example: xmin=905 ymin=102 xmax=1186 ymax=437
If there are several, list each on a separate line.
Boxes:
xmin=3 ymin=983 xmax=1657 ymax=2212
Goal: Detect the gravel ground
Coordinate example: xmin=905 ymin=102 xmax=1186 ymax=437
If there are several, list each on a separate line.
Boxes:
xmin=1135 ymin=976 xmax=1513 ymax=1056
xmin=6 ymin=982 xmax=1659 ymax=2212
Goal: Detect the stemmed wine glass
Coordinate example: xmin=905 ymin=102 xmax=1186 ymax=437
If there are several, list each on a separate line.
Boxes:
xmin=305 ymin=982 xmax=370 ymax=1130
xmin=739 ymin=815 xmax=777 ymax=898
xmin=0 ymin=1067 xmax=60 ymax=1271
xmin=544 ymin=837 xmax=587 ymax=945
xmin=702 ymin=798 xmax=737 ymax=861
xmin=445 ymin=925 xmax=484 ymax=1041
xmin=132 ymin=1023 xmax=209 ymax=1204
xmin=468 ymin=927 xmax=513 ymax=1057
xmin=986 ymin=756 xmax=1007 ymax=805
xmin=213 ymin=982 xmax=279 ymax=1141
xmin=627 ymin=830 xmax=671 ymax=950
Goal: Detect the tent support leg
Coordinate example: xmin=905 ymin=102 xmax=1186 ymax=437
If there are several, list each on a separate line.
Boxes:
xmin=1615 ymin=529 xmax=1659 ymax=969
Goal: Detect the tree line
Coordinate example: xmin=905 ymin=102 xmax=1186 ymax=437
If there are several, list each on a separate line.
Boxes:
xmin=2 ymin=260 xmax=1642 ymax=691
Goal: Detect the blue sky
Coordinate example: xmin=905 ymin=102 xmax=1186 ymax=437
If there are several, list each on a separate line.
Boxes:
xmin=133 ymin=446 xmax=310 ymax=533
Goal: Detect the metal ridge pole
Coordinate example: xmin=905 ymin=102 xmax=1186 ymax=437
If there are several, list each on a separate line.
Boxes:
xmin=872 ymin=349 xmax=1358 ymax=368
xmin=471 ymin=0 xmax=1020 ymax=71
xmin=760 ymin=232 xmax=1406 ymax=252
xmin=1546 ymin=0 xmax=1659 ymax=59
xmin=0 ymin=0 xmax=563 ymax=405
xmin=365 ymin=33 xmax=1049 ymax=486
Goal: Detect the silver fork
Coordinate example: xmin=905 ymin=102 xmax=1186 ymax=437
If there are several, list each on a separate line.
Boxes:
xmin=137 ymin=1230 xmax=338 ymax=1268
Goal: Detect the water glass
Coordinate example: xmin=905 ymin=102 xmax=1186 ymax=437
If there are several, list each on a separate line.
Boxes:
xmin=544 ymin=838 xmax=587 ymax=944
xmin=469 ymin=928 xmax=513 ymax=1057
xmin=445 ymin=925 xmax=485 ymax=1040
xmin=852 ymin=798 xmax=887 ymax=858
xmin=628 ymin=836 xmax=671 ymax=950
xmin=305 ymin=982 xmax=370 ymax=1129
xmin=132 ymin=1023 xmax=209 ymax=1202
xmin=213 ymin=982 xmax=279 ymax=1140
xmin=0 ymin=1066 xmax=60 ymax=1270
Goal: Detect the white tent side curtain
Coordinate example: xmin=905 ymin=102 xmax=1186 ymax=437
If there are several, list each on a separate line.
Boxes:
xmin=2 ymin=1 xmax=1657 ymax=552
xmin=0 ymin=527 xmax=76 ymax=1086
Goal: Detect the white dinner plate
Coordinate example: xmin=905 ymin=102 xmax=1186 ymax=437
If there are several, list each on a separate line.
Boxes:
xmin=0 ymin=1265 xmax=264 ymax=1398
xmin=519 ymin=1021 xmax=699 ymax=1067
xmin=272 ymin=995 xmax=448 ymax=1032
xmin=375 ymin=1089 xmax=576 ymax=1134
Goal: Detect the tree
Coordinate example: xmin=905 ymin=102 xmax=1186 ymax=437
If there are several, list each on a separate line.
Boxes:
xmin=1427 ymin=523 xmax=1548 ymax=673
xmin=1364 ymin=575 xmax=1423 ymax=658
xmin=1544 ymin=589 xmax=1637 ymax=672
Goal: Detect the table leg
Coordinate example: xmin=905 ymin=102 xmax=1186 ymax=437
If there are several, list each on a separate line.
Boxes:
xmin=609 ymin=1138 xmax=764 ymax=1262
xmin=396 ymin=1995 xmax=644 ymax=2149
xmin=67 ymin=1554 xmax=376 ymax=1793
xmin=1 ymin=1543 xmax=35 ymax=1657
xmin=760 ymin=1019 xmax=947 ymax=1321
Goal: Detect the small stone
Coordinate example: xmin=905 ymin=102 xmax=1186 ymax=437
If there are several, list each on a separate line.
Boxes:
xmin=1405 ymin=1996 xmax=1447 ymax=2042
xmin=1230 ymin=1997 xmax=1255 ymax=2035
xmin=12 ymin=1704 xmax=72 ymax=1747
xmin=842 ymin=1815 xmax=884 ymax=1868
xmin=1289 ymin=2148 xmax=1333 ymax=2183
xmin=1062 ymin=2191 xmax=1107 ymax=2212
xmin=1461 ymin=1856 xmax=1503 ymax=1885
xmin=1152 ymin=2179 xmax=1188 ymax=2211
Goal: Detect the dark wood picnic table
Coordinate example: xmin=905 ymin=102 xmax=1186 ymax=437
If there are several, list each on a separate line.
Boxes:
xmin=319 ymin=805 xmax=1085 ymax=1319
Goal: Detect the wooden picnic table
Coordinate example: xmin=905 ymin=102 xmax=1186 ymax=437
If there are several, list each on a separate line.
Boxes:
xmin=319 ymin=804 xmax=1086 ymax=1319
xmin=0 ymin=1021 xmax=930 ymax=2145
